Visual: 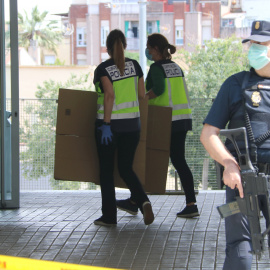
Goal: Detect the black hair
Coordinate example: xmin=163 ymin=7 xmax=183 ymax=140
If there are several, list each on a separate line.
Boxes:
xmin=147 ymin=33 xmax=176 ymax=60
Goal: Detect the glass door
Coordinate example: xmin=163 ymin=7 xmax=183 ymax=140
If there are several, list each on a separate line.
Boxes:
xmin=0 ymin=0 xmax=19 ymax=208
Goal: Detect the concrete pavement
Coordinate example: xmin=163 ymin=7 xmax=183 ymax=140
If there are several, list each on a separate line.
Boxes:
xmin=0 ymin=190 xmax=269 ymax=269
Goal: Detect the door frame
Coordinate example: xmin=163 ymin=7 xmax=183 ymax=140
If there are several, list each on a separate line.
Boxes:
xmin=0 ymin=0 xmax=19 ymax=209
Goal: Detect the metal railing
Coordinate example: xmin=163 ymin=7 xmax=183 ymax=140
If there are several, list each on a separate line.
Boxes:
xmin=16 ymin=98 xmax=218 ymax=191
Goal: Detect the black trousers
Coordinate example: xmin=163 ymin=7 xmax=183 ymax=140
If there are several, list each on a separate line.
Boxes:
xmin=170 ymin=130 xmax=196 ymax=204
xmin=95 ymin=128 xmax=149 ymax=221
xmin=129 ymin=129 xmax=196 ymax=205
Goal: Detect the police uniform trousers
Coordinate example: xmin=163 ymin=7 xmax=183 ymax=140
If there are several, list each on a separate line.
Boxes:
xmin=223 ymin=178 xmax=270 ymax=270
xmin=95 ymin=128 xmax=149 ymax=221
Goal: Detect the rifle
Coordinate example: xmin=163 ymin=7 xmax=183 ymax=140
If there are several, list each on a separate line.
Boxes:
xmin=217 ymin=127 xmax=270 ymax=259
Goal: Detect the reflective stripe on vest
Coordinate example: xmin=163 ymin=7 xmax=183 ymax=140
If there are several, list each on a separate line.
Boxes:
xmin=148 ymin=63 xmax=192 ymax=121
xmin=97 ymin=111 xmax=140 ymax=120
xmin=167 ymin=77 xmax=192 ymax=121
xmin=97 ymin=75 xmax=140 ymax=120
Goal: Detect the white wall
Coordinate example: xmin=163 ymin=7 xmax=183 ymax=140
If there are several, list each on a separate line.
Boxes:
xmin=8 ymin=66 xmax=96 ymax=99
xmin=72 ymin=0 xmax=87 ymax=5
xmin=242 ymin=0 xmax=270 ymax=25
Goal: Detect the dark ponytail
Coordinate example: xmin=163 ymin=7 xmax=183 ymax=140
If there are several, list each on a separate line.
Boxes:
xmin=106 ymin=29 xmax=127 ymax=75
xmin=147 ymin=33 xmax=176 ymax=60
xmin=168 ymin=44 xmax=176 ymax=55
xmin=113 ymin=38 xmax=125 ymax=75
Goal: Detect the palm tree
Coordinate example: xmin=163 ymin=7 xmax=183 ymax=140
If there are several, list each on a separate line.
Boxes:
xmin=18 ymin=6 xmax=62 ymax=54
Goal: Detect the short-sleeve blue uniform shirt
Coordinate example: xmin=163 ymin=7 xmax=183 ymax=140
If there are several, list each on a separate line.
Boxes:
xmin=204 ymin=68 xmax=270 ymax=163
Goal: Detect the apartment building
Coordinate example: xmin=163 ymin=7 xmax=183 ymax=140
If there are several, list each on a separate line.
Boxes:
xmin=26 ymin=0 xmax=270 ymax=66
xmin=64 ymin=0 xmax=221 ymax=65
xmin=220 ymin=0 xmax=270 ymax=38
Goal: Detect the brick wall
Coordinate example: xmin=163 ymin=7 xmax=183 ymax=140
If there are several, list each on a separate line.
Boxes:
xmin=99 ymin=3 xmax=111 ymax=62
xmin=68 ymin=1 xmax=221 ymax=64
xmin=198 ymin=2 xmax=221 ymax=38
xmin=173 ymin=2 xmax=187 ymax=46
xmin=69 ymin=5 xmax=88 ymax=64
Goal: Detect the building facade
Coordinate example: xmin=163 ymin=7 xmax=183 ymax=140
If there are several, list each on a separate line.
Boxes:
xmin=66 ymin=0 xmax=221 ymax=65
xmin=220 ymin=0 xmax=270 ymax=39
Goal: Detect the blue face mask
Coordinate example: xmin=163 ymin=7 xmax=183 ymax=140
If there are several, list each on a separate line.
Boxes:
xmin=145 ymin=48 xmax=153 ymax=61
xmin=248 ymin=43 xmax=270 ymax=70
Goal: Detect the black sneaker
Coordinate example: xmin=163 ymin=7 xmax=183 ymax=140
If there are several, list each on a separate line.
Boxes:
xmin=94 ymin=216 xmax=117 ymax=227
xmin=177 ymin=205 xmax=199 ymax=218
xmin=142 ymin=201 xmax=154 ymax=225
xmin=116 ymin=199 xmax=139 ymax=215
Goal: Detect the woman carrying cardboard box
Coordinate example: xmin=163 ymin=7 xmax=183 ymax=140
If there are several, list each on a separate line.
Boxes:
xmin=117 ymin=33 xmax=199 ymax=218
xmin=93 ymin=29 xmax=154 ymax=226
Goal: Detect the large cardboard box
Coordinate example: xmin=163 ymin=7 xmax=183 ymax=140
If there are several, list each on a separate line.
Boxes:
xmin=145 ymin=105 xmax=172 ymax=193
xmin=54 ymin=88 xmax=172 ymax=194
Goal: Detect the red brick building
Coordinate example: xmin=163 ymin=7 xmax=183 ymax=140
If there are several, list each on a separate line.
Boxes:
xmin=66 ymin=0 xmax=221 ymax=65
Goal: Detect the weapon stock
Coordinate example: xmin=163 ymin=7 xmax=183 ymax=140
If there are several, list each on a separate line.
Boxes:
xmin=217 ymin=127 xmax=270 ymax=259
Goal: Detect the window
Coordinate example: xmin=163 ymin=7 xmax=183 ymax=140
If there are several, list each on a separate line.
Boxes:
xmin=222 ymin=19 xmax=235 ymax=27
xmin=101 ymin=25 xmax=109 ymax=47
xmin=77 ymin=60 xmax=87 ymax=65
xmin=44 ymin=55 xmax=55 ymax=65
xmin=147 ymin=21 xmax=158 ymax=35
xmin=76 ymin=27 xmax=87 ymax=47
xmin=202 ymin=26 xmax=211 ymax=45
xmin=147 ymin=22 xmax=153 ymax=34
xmin=77 ymin=54 xmax=87 ymax=66
xmin=125 ymin=21 xmax=139 ymax=50
xmin=175 ymin=26 xmax=183 ymax=45
xmin=101 ymin=20 xmax=110 ymax=47
xmin=202 ymin=20 xmax=212 ymax=45
xmin=125 ymin=21 xmax=139 ymax=38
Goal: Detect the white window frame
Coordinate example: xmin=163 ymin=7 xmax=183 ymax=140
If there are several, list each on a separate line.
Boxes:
xmin=202 ymin=20 xmax=212 ymax=45
xmin=77 ymin=59 xmax=87 ymax=65
xmin=101 ymin=25 xmax=110 ymax=47
xmin=175 ymin=25 xmax=184 ymax=46
xmin=76 ymin=27 xmax=87 ymax=47
xmin=202 ymin=26 xmax=212 ymax=45
xmin=222 ymin=19 xmax=235 ymax=28
xmin=221 ymin=0 xmax=229 ymax=5
xmin=147 ymin=21 xmax=158 ymax=35
xmin=44 ymin=55 xmax=56 ymax=65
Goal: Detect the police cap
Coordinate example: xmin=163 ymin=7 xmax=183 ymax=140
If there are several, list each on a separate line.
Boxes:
xmin=242 ymin=20 xmax=270 ymax=43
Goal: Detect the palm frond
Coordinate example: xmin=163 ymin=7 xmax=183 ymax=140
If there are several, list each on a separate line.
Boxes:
xmin=18 ymin=5 xmax=63 ymax=54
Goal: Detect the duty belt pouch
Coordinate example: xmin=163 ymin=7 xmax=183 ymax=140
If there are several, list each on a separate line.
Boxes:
xmin=215 ymin=160 xmax=224 ymax=189
xmin=241 ymin=72 xmax=270 ymax=164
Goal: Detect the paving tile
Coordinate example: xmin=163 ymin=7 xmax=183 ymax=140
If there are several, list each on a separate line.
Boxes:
xmin=0 ymin=190 xmax=268 ymax=269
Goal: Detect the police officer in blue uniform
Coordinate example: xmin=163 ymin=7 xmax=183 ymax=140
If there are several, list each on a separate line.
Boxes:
xmin=200 ymin=20 xmax=270 ymax=270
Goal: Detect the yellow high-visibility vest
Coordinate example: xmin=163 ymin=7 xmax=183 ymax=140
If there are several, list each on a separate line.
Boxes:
xmin=148 ymin=62 xmax=192 ymax=121
xmin=95 ymin=60 xmax=140 ymax=120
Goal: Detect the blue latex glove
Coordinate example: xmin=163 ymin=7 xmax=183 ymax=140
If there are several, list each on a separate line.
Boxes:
xmin=98 ymin=124 xmax=113 ymax=145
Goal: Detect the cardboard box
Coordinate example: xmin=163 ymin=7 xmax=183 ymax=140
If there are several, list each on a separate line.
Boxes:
xmin=54 ymin=89 xmax=100 ymax=184
xmin=145 ymin=105 xmax=172 ymax=194
xmin=54 ymin=88 xmax=172 ymax=194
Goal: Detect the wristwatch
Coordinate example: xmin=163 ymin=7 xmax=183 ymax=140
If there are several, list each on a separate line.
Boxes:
xmin=103 ymin=122 xmax=111 ymax=125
